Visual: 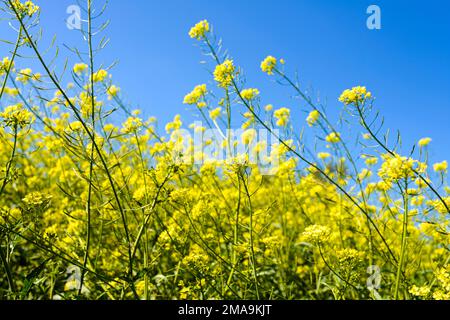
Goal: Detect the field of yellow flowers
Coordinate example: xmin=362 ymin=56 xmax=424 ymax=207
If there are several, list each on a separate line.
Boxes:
xmin=0 ymin=1 xmax=449 ymax=300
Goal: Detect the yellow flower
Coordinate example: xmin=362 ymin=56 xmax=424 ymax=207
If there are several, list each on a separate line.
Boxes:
xmin=121 ymin=116 xmax=143 ymax=134
xmin=73 ymin=63 xmax=88 ymax=74
xmin=93 ymin=69 xmax=108 ymax=82
xmin=209 ymin=107 xmax=222 ymax=121
xmin=273 ymin=107 xmax=290 ymax=127
xmin=189 ymin=20 xmax=210 ymax=40
xmin=10 ymin=0 xmax=40 ymax=17
xmin=306 ymin=110 xmax=320 ymax=127
xmin=317 ymin=152 xmax=331 ymax=160
xmin=15 ymin=68 xmax=34 ymax=83
xmin=240 ymin=88 xmax=260 ymax=100
xmin=22 ymin=192 xmax=52 ymax=208
xmin=365 ymin=157 xmax=378 ymax=166
xmin=183 ymin=84 xmax=207 ymax=105
xmin=260 ymin=56 xmax=277 ymax=75
xmin=300 ymin=225 xmax=331 ymax=245
xmin=325 ymin=132 xmax=341 ymax=144
xmin=107 ymin=85 xmax=120 ymax=100
xmin=433 ymin=161 xmax=448 ymax=173
xmin=0 ymin=103 xmax=34 ymax=128
xmin=339 ymin=86 xmax=372 ymax=105
xmin=0 ymin=57 xmax=14 ymax=75
xmin=409 ymin=285 xmax=431 ymax=298
xmin=358 ymin=168 xmax=372 ymax=180
xmin=264 ymin=104 xmax=273 ymax=112
xmin=241 ymin=129 xmax=257 ymax=145
xmin=213 ymin=60 xmax=235 ymax=88
xmin=418 ymin=137 xmax=432 ymax=147
xmin=378 ymin=153 xmax=417 ymax=181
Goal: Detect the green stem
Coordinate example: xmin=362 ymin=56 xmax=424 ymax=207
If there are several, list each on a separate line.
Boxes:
xmin=394 ymin=180 xmax=409 ymax=300
xmin=0 ymin=26 xmax=22 ymax=100
xmin=79 ymin=0 xmax=95 ymax=297
xmin=240 ymin=169 xmax=260 ymax=299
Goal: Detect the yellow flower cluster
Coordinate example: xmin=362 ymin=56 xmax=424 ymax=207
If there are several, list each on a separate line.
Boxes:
xmin=93 ymin=69 xmax=108 ymax=82
xmin=378 ymin=153 xmax=420 ymax=181
xmin=306 ymin=110 xmax=320 ymax=127
xmin=213 ymin=59 xmax=235 ymax=88
xmin=0 ymin=57 xmax=14 ymax=76
xmin=10 ymin=0 xmax=40 ymax=17
xmin=300 ymin=225 xmax=331 ymax=245
xmin=183 ymin=84 xmax=207 ymax=106
xmin=240 ymin=88 xmax=260 ymax=100
xmin=325 ymin=132 xmax=341 ymax=143
xmin=107 ymin=85 xmax=120 ymax=100
xmin=260 ymin=56 xmax=277 ymax=75
xmin=434 ymin=161 xmax=448 ymax=173
xmin=73 ymin=63 xmax=88 ymax=74
xmin=241 ymin=128 xmax=256 ymax=145
xmin=16 ymin=68 xmax=40 ymax=83
xmin=418 ymin=137 xmax=432 ymax=147
xmin=0 ymin=103 xmax=34 ymax=128
xmin=273 ymin=107 xmax=290 ymax=127
xmin=339 ymin=86 xmax=372 ymax=105
xmin=209 ymin=107 xmax=222 ymax=120
xmin=189 ymin=20 xmax=210 ymax=40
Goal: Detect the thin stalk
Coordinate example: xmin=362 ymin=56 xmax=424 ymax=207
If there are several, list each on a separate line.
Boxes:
xmin=225 ymin=172 xmax=241 ymax=294
xmin=0 ymin=26 xmax=22 ymax=100
xmin=394 ymin=179 xmax=409 ymax=299
xmin=79 ymin=0 xmax=95 ymax=297
xmin=0 ymin=244 xmax=16 ymax=295
xmin=239 ymin=169 xmax=260 ymax=299
xmin=0 ymin=125 xmax=18 ymax=196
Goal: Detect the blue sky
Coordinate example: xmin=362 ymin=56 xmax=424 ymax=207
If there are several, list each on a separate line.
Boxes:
xmin=1 ymin=0 xmax=449 ymax=163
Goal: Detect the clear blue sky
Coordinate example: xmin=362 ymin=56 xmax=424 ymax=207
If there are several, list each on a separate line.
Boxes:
xmin=1 ymin=0 xmax=449 ymax=163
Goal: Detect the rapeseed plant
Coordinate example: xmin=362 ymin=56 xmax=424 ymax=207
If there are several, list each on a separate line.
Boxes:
xmin=0 ymin=2 xmax=448 ymax=301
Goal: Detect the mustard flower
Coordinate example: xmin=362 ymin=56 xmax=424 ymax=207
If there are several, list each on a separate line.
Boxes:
xmin=10 ymin=0 xmax=40 ymax=17
xmin=189 ymin=20 xmax=210 ymax=40
xmin=241 ymin=128 xmax=257 ymax=145
xmin=93 ymin=69 xmax=108 ymax=82
xmin=339 ymin=86 xmax=372 ymax=105
xmin=240 ymin=88 xmax=260 ymax=100
xmin=306 ymin=110 xmax=320 ymax=127
xmin=183 ymin=84 xmax=207 ymax=106
xmin=378 ymin=153 xmax=418 ymax=181
xmin=107 ymin=85 xmax=120 ymax=100
xmin=209 ymin=107 xmax=222 ymax=121
xmin=418 ymin=137 xmax=432 ymax=147
xmin=273 ymin=107 xmax=290 ymax=127
xmin=0 ymin=103 xmax=34 ymax=128
xmin=213 ymin=60 xmax=235 ymax=88
xmin=300 ymin=225 xmax=331 ymax=245
xmin=260 ymin=56 xmax=277 ymax=75
xmin=73 ymin=63 xmax=88 ymax=74
xmin=325 ymin=132 xmax=341 ymax=143
xmin=433 ymin=161 xmax=448 ymax=173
